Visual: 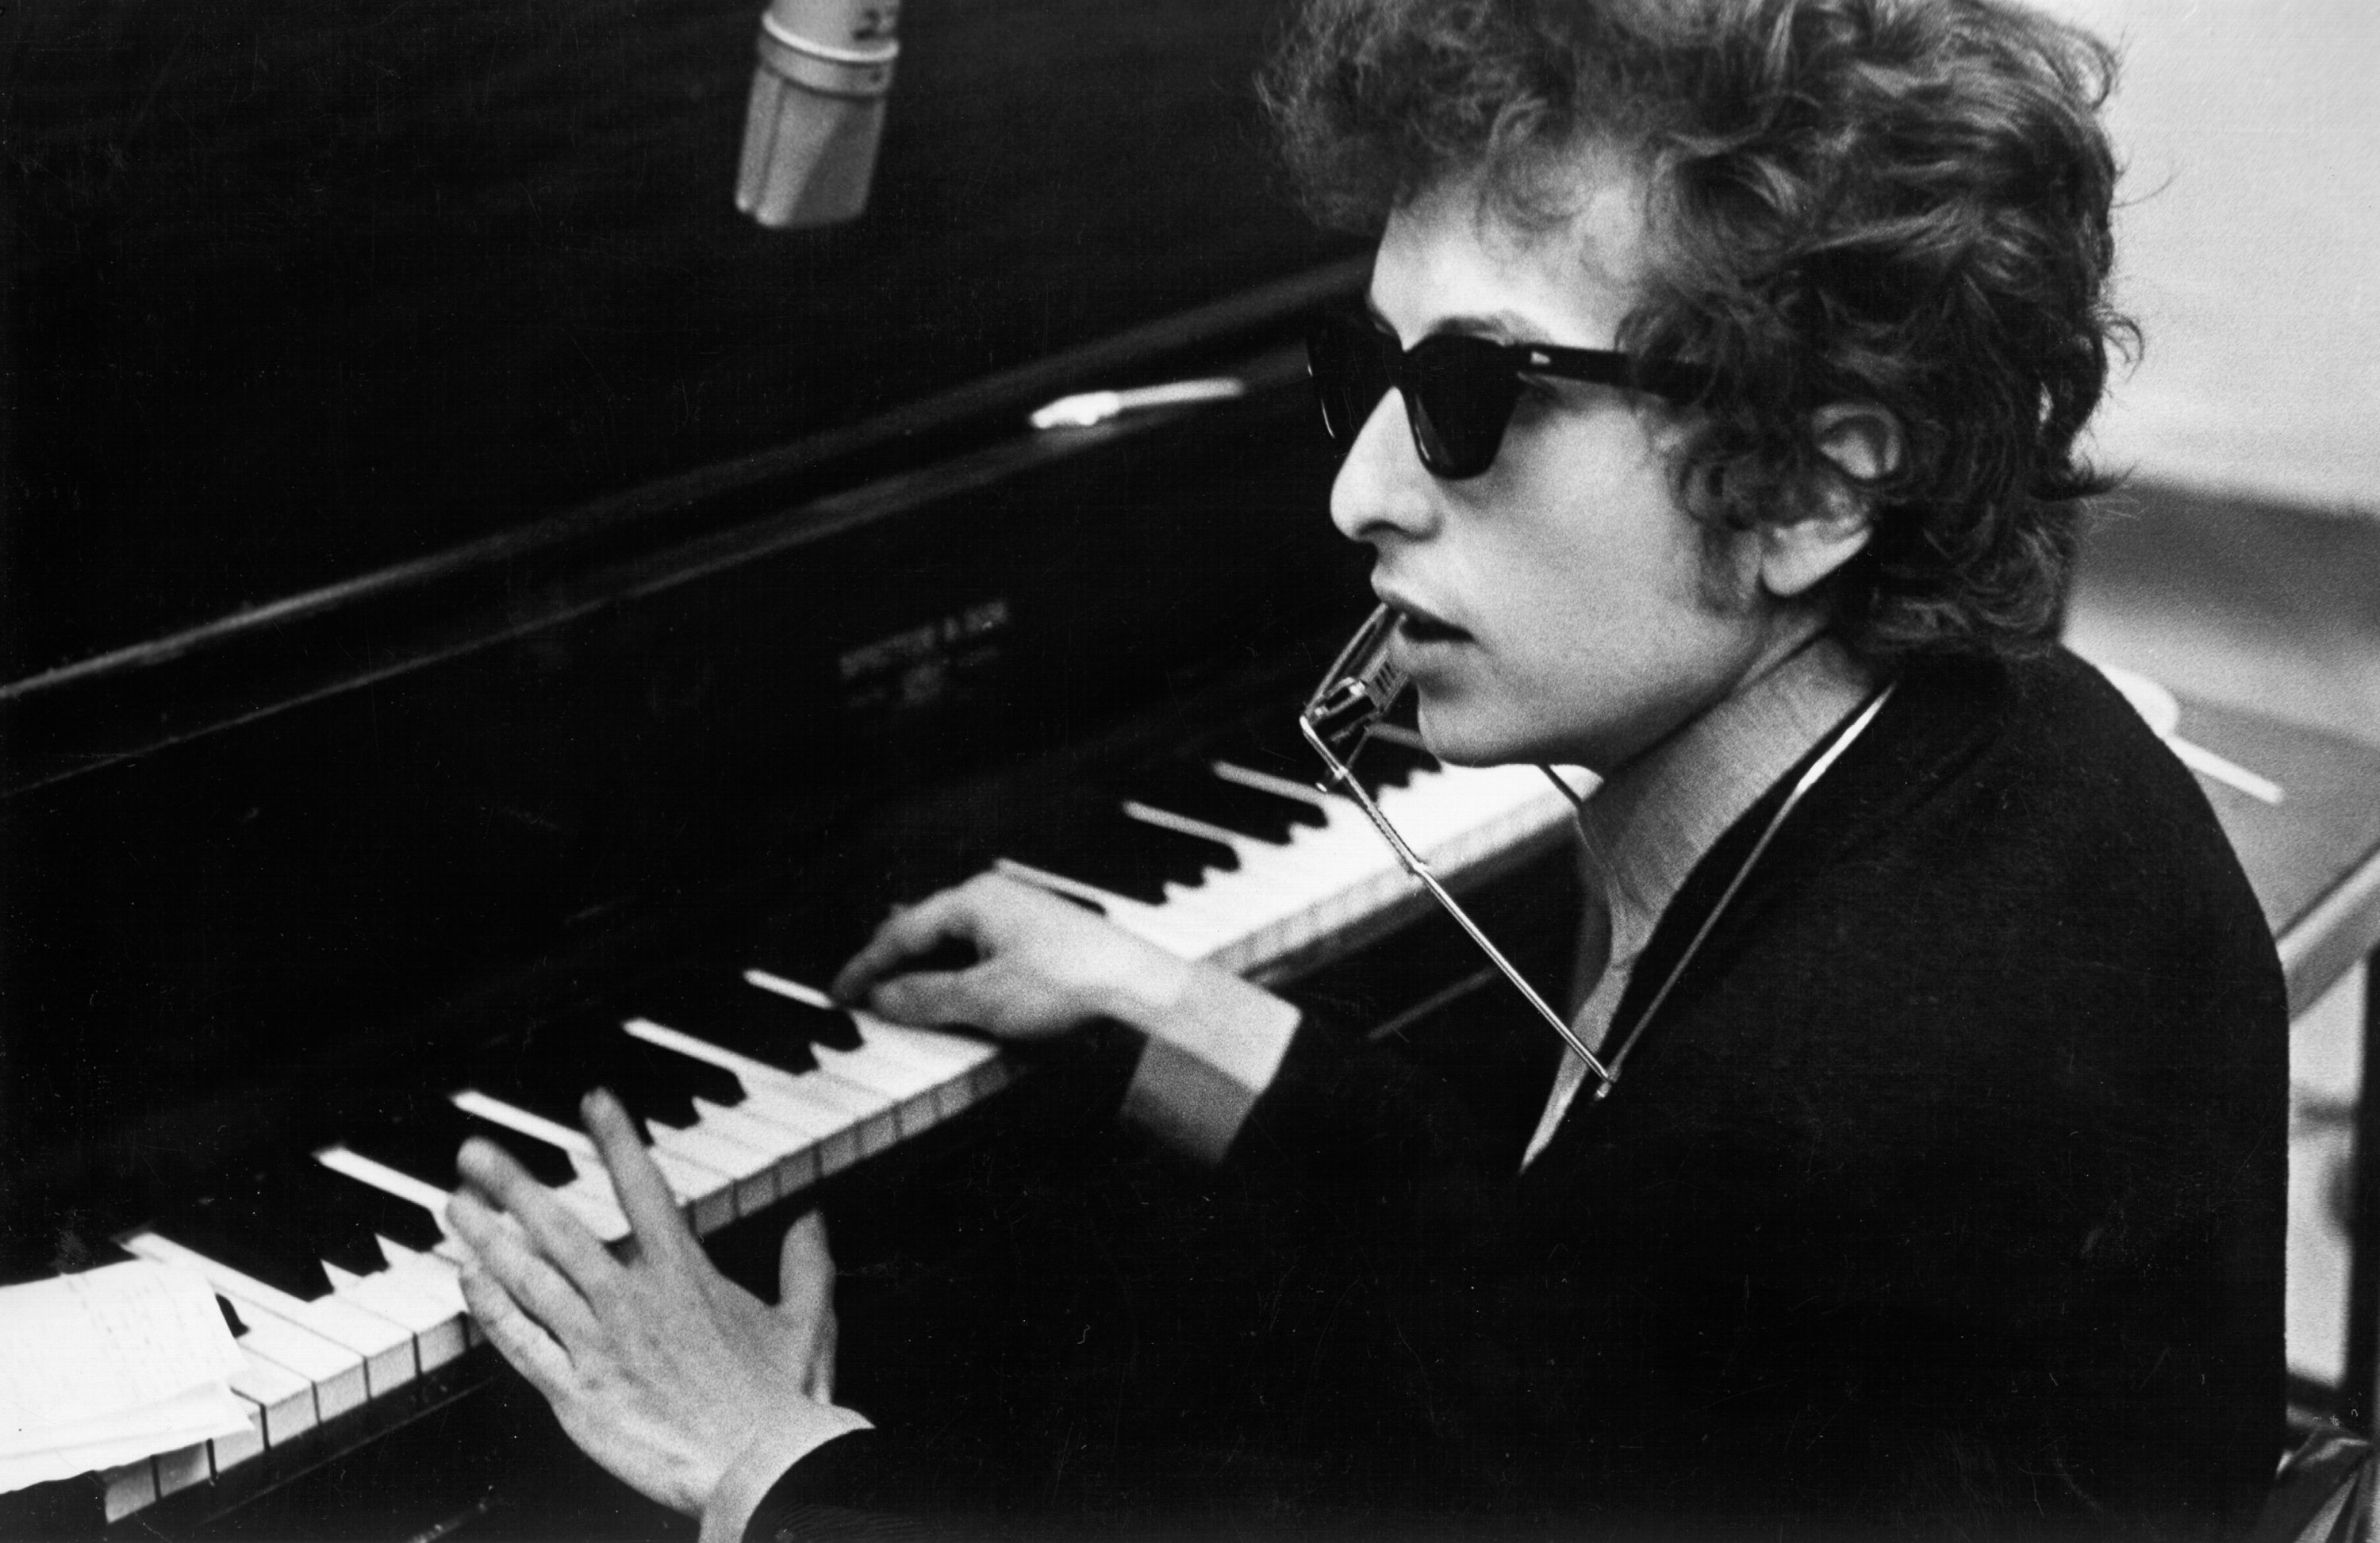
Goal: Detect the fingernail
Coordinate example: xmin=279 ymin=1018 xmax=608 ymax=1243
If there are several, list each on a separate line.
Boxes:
xmin=582 ymin=1087 xmax=614 ymax=1120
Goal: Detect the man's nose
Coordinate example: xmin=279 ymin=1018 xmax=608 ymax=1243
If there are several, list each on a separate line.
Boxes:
xmin=1329 ymin=389 xmax=1439 ymax=546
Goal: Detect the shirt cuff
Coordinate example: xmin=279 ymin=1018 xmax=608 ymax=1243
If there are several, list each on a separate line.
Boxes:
xmin=698 ymin=1402 xmax=874 ymax=1543
xmin=1117 ymin=965 xmax=1301 ymax=1164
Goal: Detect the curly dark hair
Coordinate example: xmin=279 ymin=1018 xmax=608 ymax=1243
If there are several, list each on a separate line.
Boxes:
xmin=1264 ymin=0 xmax=2134 ymax=662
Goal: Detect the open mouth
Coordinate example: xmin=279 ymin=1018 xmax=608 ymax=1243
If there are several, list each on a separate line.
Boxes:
xmin=1390 ymin=604 xmax=1470 ymax=645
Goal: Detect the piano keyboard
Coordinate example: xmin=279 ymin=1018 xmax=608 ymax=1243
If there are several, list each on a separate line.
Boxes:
xmin=85 ymin=735 xmax=1587 ymax=1526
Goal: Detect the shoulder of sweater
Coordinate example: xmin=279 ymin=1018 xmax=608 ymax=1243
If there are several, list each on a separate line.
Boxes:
xmin=1631 ymin=643 xmax=2278 ymax=1025
xmin=1817 ymin=644 xmax=2237 ymax=873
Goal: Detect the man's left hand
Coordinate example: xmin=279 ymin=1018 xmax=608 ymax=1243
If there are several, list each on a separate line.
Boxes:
xmin=445 ymin=1088 xmax=852 ymax=1518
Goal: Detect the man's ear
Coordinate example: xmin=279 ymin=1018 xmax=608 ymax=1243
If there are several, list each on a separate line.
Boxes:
xmin=1757 ymin=402 xmax=1903 ymax=600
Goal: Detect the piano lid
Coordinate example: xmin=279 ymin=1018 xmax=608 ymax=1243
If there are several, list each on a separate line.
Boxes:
xmin=0 ymin=0 xmax=1359 ymax=685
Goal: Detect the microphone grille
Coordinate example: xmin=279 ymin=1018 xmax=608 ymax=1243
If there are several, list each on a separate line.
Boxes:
xmin=735 ymin=1 xmax=900 ymax=229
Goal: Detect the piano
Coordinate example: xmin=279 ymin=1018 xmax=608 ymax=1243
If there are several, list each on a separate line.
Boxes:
xmin=0 ymin=1 xmax=1597 ymax=1533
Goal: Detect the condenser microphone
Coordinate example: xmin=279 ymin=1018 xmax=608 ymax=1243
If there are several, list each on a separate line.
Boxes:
xmin=735 ymin=0 xmax=900 ymax=228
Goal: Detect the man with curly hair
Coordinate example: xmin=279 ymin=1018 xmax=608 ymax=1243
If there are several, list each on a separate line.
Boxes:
xmin=447 ymin=0 xmax=2286 ymax=1535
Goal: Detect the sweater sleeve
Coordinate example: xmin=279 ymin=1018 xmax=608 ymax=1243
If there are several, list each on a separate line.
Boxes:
xmin=700 ymin=1407 xmax=873 ymax=1543
xmin=733 ymin=1431 xmax=956 ymax=1543
xmin=1113 ymin=961 xmax=1302 ymax=1164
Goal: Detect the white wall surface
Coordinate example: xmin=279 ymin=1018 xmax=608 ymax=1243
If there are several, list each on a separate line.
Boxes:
xmin=2036 ymin=0 xmax=2380 ymax=516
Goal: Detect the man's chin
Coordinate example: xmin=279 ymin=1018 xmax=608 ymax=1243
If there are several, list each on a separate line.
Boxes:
xmin=1414 ymin=703 xmax=1538 ymax=770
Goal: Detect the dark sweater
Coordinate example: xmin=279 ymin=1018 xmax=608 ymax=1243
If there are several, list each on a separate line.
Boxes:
xmin=752 ymin=648 xmax=2287 ymax=1539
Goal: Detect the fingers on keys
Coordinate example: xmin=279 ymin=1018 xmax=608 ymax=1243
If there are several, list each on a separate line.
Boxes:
xmin=861 ymin=967 xmax=975 ymax=1029
xmin=447 ymin=1087 xmax=703 ymax=1391
xmin=831 ymin=889 xmax=976 ymax=1004
xmin=578 ymin=1088 xmax=697 ymax=1270
xmin=444 ymin=1183 xmax=600 ymax=1395
xmin=451 ymin=1134 xmax=618 ymax=1296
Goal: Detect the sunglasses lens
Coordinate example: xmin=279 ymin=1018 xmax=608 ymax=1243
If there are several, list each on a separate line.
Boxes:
xmin=1305 ymin=317 xmax=1521 ymax=479
xmin=1403 ymin=336 xmax=1518 ymax=480
xmin=1306 ymin=317 xmax=1392 ymax=447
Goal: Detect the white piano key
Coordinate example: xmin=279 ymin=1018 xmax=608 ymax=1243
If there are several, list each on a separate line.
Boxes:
xmin=624 ymin=1016 xmax=888 ymax=1169
xmin=624 ymin=1016 xmax=861 ymax=1172
xmin=1122 ymin=802 xmax=1326 ymax=908
xmin=1380 ymin=762 xmax=1551 ymax=850
xmin=385 ymin=1252 xmax=477 ymax=1361
xmin=736 ymin=972 xmax=836 ymax=1011
xmin=100 ymin=1459 xmax=155 ymax=1523
xmin=641 ymin=1114 xmax=777 ymax=1231
xmin=1208 ymin=759 xmax=1338 ymax=806
xmin=992 ymin=858 xmax=1214 ymax=957
xmin=315 ymin=1146 xmax=455 ymax=1232
xmin=853 ymin=1016 xmax=1006 ymax=1118
xmin=1211 ymin=770 xmax=1392 ymax=869
xmin=120 ymin=1230 xmax=413 ymax=1402
xmin=769 ymin=1062 xmax=904 ymax=1158
xmin=209 ymin=1391 xmax=270 ymax=1473
xmin=154 ymin=1440 xmax=211 ymax=1498
xmin=742 ymin=973 xmax=1004 ymax=1107
xmin=684 ymin=1094 xmax=816 ymax=1205
xmin=374 ymin=1238 xmax=482 ymax=1346
xmin=228 ymin=1342 xmax=317 ymax=1446
xmin=322 ymin=1255 xmax=468 ymax=1372
xmin=724 ymin=985 xmax=979 ymax=1138
xmin=844 ymin=1023 xmax=1001 ymax=1116
xmin=734 ymin=976 xmax=1016 ymax=1115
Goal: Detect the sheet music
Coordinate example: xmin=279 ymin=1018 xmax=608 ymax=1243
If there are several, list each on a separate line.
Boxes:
xmin=0 ymin=1261 xmax=250 ymax=1494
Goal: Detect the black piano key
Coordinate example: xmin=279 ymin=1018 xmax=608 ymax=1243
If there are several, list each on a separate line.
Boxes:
xmin=217 ymin=1295 xmax=249 ymax=1338
xmin=997 ymin=807 xmax=1238 ymax=905
xmin=466 ymin=1015 xmax=746 ymax=1135
xmin=301 ymin=1157 xmax=447 ymax=1255
xmin=666 ymin=983 xmax=868 ymax=1077
xmin=1217 ymin=713 xmax=1428 ymax=796
xmin=465 ymin=1018 xmax=659 ymax=1129
xmin=151 ymin=1161 xmax=357 ymax=1302
xmin=148 ymin=1177 xmax=319 ymax=1301
xmin=1349 ymin=733 xmax=1435 ymax=784
xmin=282 ymin=1161 xmax=409 ymax=1277
xmin=344 ymin=1094 xmax=580 ymax=1191
xmin=1119 ymin=761 xmax=1325 ymax=845
xmin=636 ymin=969 xmax=848 ymax=1071
xmin=1211 ymin=713 xmax=1323 ymax=783
xmin=626 ymin=1022 xmax=758 ymax=1106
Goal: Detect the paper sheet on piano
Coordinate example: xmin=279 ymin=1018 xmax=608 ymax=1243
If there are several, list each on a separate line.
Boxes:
xmin=0 ymin=1260 xmax=250 ymax=1494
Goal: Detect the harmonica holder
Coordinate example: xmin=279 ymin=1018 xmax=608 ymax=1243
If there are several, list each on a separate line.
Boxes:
xmin=1299 ymin=605 xmax=1615 ymax=1086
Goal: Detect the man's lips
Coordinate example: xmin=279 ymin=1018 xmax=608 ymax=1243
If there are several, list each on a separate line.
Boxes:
xmin=1380 ymin=595 xmax=1471 ymax=643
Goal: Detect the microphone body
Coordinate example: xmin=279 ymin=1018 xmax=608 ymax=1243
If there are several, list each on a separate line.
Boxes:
xmin=735 ymin=0 xmax=900 ymax=228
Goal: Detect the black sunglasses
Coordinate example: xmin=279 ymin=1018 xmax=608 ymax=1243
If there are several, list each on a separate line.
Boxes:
xmin=1304 ymin=311 xmax=1710 ymax=480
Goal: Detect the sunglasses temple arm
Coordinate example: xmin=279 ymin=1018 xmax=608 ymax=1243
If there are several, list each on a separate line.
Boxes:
xmin=1297 ymin=717 xmax=1614 ymax=1085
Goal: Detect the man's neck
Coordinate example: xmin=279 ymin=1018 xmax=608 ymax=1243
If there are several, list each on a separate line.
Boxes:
xmin=1580 ymin=632 xmax=1876 ymax=951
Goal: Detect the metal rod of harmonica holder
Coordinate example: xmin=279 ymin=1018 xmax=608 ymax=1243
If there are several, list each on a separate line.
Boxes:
xmin=1299 ymin=610 xmax=1614 ymax=1086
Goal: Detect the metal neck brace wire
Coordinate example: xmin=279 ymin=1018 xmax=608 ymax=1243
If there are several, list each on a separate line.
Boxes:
xmin=1299 ymin=603 xmax=1894 ymax=1103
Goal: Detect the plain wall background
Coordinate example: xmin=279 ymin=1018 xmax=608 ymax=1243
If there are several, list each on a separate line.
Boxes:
xmin=2040 ymin=0 xmax=2379 ymax=517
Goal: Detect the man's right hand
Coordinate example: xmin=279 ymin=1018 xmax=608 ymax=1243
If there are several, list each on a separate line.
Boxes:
xmin=831 ymin=873 xmax=1200 ymax=1041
